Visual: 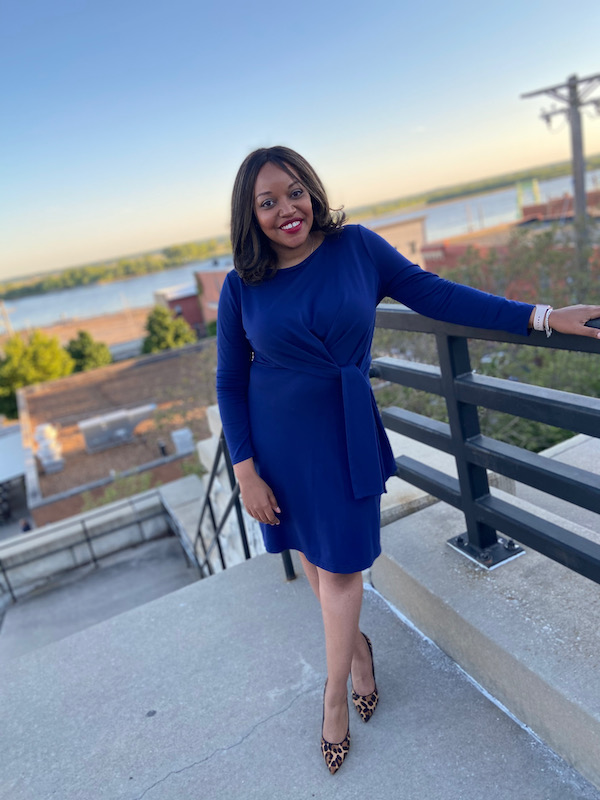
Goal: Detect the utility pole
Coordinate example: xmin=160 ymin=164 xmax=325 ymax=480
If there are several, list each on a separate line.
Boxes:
xmin=521 ymin=72 xmax=600 ymax=299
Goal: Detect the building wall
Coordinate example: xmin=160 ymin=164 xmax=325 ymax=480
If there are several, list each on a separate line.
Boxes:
xmin=196 ymin=269 xmax=232 ymax=324
xmin=369 ymin=217 xmax=426 ymax=266
xmin=167 ymin=295 xmax=203 ymax=328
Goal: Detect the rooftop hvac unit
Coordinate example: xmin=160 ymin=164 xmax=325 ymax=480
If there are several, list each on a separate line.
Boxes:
xmin=78 ymin=404 xmax=156 ymax=453
xmin=171 ymin=427 xmax=194 ymax=455
xmin=34 ymin=424 xmax=64 ymax=473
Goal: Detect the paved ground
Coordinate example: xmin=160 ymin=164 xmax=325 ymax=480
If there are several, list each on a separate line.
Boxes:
xmin=0 ymin=535 xmax=200 ymax=661
xmin=1 ymin=552 xmax=599 ymax=800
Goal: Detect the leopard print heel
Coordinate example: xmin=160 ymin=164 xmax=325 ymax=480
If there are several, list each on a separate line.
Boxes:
xmin=321 ymin=730 xmax=351 ymax=775
xmin=321 ymin=684 xmax=350 ymax=775
xmin=351 ymin=633 xmax=379 ymax=723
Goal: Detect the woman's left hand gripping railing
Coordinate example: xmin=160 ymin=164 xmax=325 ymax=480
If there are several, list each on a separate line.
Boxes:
xmin=195 ymin=430 xmax=296 ymax=580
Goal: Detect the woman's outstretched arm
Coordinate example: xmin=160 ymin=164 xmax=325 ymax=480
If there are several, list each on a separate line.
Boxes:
xmin=359 ymin=225 xmax=600 ymax=339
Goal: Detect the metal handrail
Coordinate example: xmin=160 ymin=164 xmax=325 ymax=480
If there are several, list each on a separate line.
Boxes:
xmin=196 ymin=431 xmax=296 ymax=580
xmin=373 ymin=305 xmax=600 ymax=582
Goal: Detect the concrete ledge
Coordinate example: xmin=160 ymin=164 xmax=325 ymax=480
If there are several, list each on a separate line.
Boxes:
xmin=371 ymin=491 xmax=600 ymax=790
xmin=159 ymin=475 xmax=204 ymax=563
xmin=0 ymin=489 xmax=169 ymax=594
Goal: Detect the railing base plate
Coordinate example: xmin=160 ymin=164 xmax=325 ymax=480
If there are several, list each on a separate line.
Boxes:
xmin=447 ymin=535 xmax=525 ymax=570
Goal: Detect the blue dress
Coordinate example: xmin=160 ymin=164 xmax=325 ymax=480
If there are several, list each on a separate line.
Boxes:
xmin=216 ymin=225 xmax=533 ymax=573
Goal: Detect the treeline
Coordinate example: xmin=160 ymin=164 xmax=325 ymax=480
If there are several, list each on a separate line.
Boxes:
xmin=353 ymin=153 xmax=600 ymax=221
xmin=1 ymin=237 xmax=230 ymax=300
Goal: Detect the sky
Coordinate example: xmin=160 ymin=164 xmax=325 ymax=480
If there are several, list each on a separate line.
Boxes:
xmin=2 ymin=0 xmax=600 ymax=281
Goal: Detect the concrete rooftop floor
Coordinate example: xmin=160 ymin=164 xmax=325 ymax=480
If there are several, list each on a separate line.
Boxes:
xmin=1 ymin=550 xmax=599 ymax=800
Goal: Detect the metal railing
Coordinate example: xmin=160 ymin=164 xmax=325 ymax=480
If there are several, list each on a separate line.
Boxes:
xmin=196 ymin=431 xmax=296 ymax=580
xmin=0 ymin=495 xmax=164 ymax=602
xmin=372 ymin=305 xmax=600 ymax=583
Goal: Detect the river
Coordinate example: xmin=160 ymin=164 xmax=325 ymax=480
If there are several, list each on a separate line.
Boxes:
xmin=3 ymin=256 xmax=234 ymax=333
xmin=4 ymin=169 xmax=600 ymax=334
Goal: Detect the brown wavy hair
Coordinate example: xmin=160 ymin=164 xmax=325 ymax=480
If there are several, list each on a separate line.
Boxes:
xmin=230 ymin=146 xmax=346 ymax=285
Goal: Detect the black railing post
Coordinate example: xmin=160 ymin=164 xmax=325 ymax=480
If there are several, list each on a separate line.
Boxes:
xmin=195 ymin=522 xmax=214 ymax=577
xmin=436 ymin=333 xmax=523 ymax=567
xmin=194 ymin=431 xmax=253 ymax=576
xmin=196 ymin=434 xmax=224 ymax=545
xmin=80 ymin=519 xmax=99 ymax=567
xmin=222 ymin=437 xmax=251 ymax=562
xmin=204 ymin=495 xmax=227 ymax=570
xmin=281 ymin=549 xmax=297 ymax=581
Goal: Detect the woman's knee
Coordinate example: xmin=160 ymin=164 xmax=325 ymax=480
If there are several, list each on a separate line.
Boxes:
xmin=317 ymin=568 xmax=362 ymax=591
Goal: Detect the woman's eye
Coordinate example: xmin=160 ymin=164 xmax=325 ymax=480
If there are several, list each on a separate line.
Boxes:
xmin=291 ymin=189 xmax=303 ymax=198
xmin=260 ymin=199 xmax=274 ymax=208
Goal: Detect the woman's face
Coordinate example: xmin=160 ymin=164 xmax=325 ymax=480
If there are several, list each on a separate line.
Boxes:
xmin=253 ymin=161 xmax=314 ymax=264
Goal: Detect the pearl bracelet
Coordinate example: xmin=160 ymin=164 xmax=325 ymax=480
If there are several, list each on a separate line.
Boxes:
xmin=533 ymin=304 xmax=553 ymax=337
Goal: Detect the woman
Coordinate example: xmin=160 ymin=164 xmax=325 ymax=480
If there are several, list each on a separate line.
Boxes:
xmin=216 ymin=146 xmax=600 ymax=774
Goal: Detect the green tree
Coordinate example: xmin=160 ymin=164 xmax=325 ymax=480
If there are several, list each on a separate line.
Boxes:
xmin=0 ymin=331 xmax=74 ymax=416
xmin=66 ymin=330 xmax=112 ymax=372
xmin=142 ymin=305 xmax=197 ymax=354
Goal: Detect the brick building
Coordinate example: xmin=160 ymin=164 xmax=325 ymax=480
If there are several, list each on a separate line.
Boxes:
xmin=18 ymin=342 xmax=217 ymax=525
xmin=195 ymin=265 xmax=233 ymax=325
xmin=420 ymin=223 xmax=514 ymax=272
xmin=153 ymin=283 xmax=203 ymax=333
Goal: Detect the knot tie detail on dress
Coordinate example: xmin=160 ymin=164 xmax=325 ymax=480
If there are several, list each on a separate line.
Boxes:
xmin=253 ymin=350 xmax=396 ymax=500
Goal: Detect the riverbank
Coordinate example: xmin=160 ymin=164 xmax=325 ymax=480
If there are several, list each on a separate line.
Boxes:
xmin=0 ymin=306 xmax=151 ymax=349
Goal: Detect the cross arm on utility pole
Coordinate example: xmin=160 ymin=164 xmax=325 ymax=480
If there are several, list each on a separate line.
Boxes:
xmin=520 ymin=71 xmax=600 ymax=101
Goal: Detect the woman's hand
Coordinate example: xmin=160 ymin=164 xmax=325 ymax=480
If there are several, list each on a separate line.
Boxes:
xmin=233 ymin=458 xmax=281 ymax=525
xmin=548 ymin=305 xmax=600 ymax=338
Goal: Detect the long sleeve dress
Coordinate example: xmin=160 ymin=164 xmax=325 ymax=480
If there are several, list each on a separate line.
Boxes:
xmin=216 ymin=225 xmax=534 ymax=573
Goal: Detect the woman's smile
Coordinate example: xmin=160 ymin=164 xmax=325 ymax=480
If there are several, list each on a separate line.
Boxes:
xmin=280 ymin=219 xmax=303 ymax=232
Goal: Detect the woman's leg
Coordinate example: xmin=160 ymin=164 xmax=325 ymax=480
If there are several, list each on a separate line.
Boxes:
xmin=318 ymin=568 xmax=364 ymax=742
xmin=298 ymin=551 xmax=321 ymax=600
xmin=298 ymin=553 xmax=375 ymax=723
